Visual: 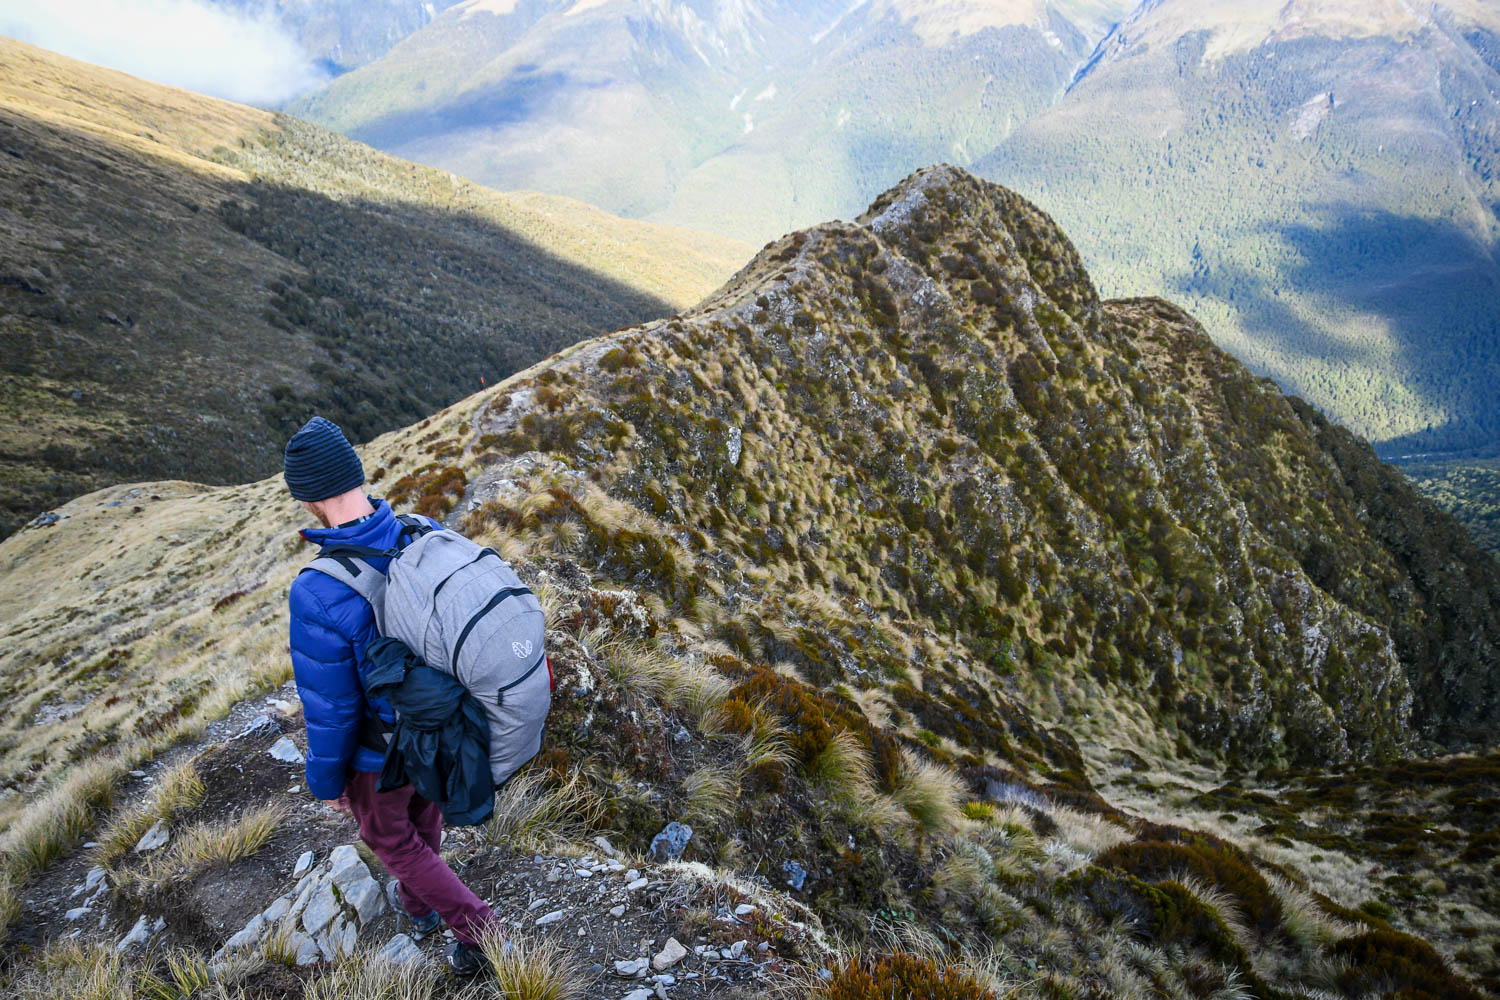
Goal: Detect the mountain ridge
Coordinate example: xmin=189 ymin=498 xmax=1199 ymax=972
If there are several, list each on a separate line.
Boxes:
xmin=2 ymin=163 xmax=1497 ymax=996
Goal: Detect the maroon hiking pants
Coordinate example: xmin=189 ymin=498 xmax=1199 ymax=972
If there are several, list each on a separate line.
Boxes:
xmin=344 ymin=771 xmax=498 ymax=947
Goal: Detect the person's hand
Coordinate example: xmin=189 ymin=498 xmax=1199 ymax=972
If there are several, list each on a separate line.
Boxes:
xmin=326 ymin=794 xmax=352 ymax=815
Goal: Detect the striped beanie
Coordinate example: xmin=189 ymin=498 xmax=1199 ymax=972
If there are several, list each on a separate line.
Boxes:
xmin=283 ymin=416 xmax=365 ymax=502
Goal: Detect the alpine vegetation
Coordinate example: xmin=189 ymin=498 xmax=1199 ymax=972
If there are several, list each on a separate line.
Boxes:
xmin=0 ymin=167 xmax=1496 ymax=998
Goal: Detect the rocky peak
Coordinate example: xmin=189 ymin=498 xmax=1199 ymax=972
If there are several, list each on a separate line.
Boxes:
xmin=479 ymin=164 xmax=1500 ymax=763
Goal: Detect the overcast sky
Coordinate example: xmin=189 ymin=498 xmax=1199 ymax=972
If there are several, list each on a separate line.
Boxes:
xmin=0 ymin=0 xmax=328 ymax=106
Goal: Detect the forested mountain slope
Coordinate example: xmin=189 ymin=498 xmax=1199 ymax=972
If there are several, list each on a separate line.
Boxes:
xmin=290 ymin=0 xmax=1133 ymax=243
xmin=0 ymin=36 xmax=751 ymax=539
xmin=979 ymin=0 xmax=1500 ymax=457
xmin=2 ymin=166 xmax=1496 ymax=998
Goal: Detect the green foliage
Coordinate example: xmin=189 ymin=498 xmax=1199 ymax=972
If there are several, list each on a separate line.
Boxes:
xmin=1399 ymin=458 xmax=1500 ymax=556
xmin=1095 ymin=837 xmax=1281 ymax=935
xmin=1333 ymin=930 xmax=1488 ymax=1000
xmin=982 ymin=28 xmax=1500 ymax=459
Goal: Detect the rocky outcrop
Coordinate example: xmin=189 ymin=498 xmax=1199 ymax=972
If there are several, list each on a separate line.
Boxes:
xmin=214 ymin=845 xmax=386 ymax=966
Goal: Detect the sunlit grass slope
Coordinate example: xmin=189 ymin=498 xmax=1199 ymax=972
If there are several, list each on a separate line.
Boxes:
xmin=0 ymin=35 xmax=751 ymax=539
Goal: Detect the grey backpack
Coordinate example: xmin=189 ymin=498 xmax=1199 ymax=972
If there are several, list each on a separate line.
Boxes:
xmin=306 ymin=514 xmax=550 ymax=786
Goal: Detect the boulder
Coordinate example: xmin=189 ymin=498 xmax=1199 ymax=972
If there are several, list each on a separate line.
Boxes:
xmin=649 ymin=822 xmax=692 ymax=862
xmin=134 ymin=819 xmax=170 ymax=853
xmin=291 ymin=931 xmax=322 ymax=966
xmin=269 ymin=736 xmax=304 ymax=763
xmin=615 ymin=957 xmax=649 ymax=977
xmin=327 ymin=844 xmax=367 ymax=888
xmin=377 ymin=933 xmax=424 ymax=966
xmin=72 ymin=866 xmax=108 ymax=897
xmin=345 ymin=875 xmax=386 ymax=925
xmin=223 ymin=914 xmax=265 ymax=953
xmin=302 ymin=882 xmax=338 ymax=935
xmin=652 ymin=937 xmax=687 ymax=971
xmin=117 ymin=915 xmax=163 ymax=951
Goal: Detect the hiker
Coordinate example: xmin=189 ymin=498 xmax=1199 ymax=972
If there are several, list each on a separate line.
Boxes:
xmin=283 ymin=415 xmax=502 ymax=975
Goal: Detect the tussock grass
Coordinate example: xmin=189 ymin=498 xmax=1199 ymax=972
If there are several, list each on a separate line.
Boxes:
xmin=808 ymin=728 xmax=878 ymax=804
xmin=95 ymin=758 xmax=206 ymax=865
xmin=172 ymin=801 xmax=286 ymax=871
xmin=659 ymin=656 xmax=733 ymax=723
xmin=488 ymin=769 xmax=604 ymax=850
xmin=737 ymin=701 xmax=794 ymax=776
xmin=599 ymin=637 xmax=673 ymax=700
xmin=0 ymin=872 xmax=21 ymax=934
xmin=260 ymin=926 xmax=301 ymax=967
xmin=683 ymin=765 xmax=738 ymax=826
xmin=303 ymin=951 xmax=439 ymax=1000
xmin=474 ymin=927 xmax=587 ymax=1000
xmin=1178 ymin=874 xmax=1255 ymax=950
xmin=136 ymin=951 xmax=215 ymax=1000
xmin=1048 ymin=804 xmax=1131 ymax=857
xmin=1267 ymin=873 xmax=1356 ymax=949
xmin=889 ymin=749 xmax=964 ymax=836
xmin=1040 ymin=838 xmax=1091 ymax=875
xmin=116 ymin=801 xmax=287 ymax=893
xmin=933 ymin=839 xmax=993 ymax=903
xmin=11 ymin=939 xmax=127 ymax=1000
xmin=0 ymin=755 xmax=122 ymax=883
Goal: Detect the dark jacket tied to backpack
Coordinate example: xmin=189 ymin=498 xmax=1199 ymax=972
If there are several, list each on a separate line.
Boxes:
xmin=363 ymin=637 xmax=496 ymax=827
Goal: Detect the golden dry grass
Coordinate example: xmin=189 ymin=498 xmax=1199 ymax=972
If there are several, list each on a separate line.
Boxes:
xmin=0 ymin=755 xmax=122 ymax=882
xmin=889 ymin=749 xmax=965 ymax=836
xmin=114 ymin=801 xmax=287 ymax=894
xmin=683 ymin=764 xmax=739 ymax=827
xmin=94 ymin=758 xmax=205 ymax=865
xmin=474 ymin=928 xmax=587 ymax=1000
xmin=487 ymin=769 xmax=605 ymax=851
xmin=301 ymin=951 xmax=439 ymax=1000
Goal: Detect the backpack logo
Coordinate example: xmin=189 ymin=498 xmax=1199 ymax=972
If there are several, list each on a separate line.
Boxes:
xmin=512 ymin=639 xmax=533 ymax=659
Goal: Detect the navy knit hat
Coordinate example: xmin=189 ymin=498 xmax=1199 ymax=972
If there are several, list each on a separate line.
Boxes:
xmin=283 ymin=416 xmax=365 ymax=502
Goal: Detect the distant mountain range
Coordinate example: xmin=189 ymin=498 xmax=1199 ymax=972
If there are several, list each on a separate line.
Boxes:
xmin=210 ymin=0 xmax=467 ymax=73
xmin=0 ymin=36 xmax=749 ymax=539
xmin=289 ymin=1 xmax=1137 ymax=239
xmin=288 ymin=0 xmax=1500 ymax=463
xmin=985 ymin=0 xmax=1500 ymax=458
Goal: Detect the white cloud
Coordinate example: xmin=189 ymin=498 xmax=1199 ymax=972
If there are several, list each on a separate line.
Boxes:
xmin=0 ymin=0 xmax=328 ymax=106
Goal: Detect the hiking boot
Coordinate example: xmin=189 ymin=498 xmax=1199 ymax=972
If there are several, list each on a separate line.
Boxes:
xmin=386 ymin=880 xmax=442 ymax=940
xmin=445 ymin=939 xmax=491 ymax=976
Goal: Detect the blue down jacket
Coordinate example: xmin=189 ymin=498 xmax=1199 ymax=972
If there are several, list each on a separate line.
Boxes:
xmin=288 ymin=499 xmax=440 ymax=799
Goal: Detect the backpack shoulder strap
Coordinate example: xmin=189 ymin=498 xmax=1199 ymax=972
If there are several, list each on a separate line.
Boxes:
xmin=301 ymin=553 xmax=391 ymax=632
xmin=396 ymin=514 xmax=437 ymax=540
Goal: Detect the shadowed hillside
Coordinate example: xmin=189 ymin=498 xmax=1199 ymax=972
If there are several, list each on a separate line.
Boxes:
xmin=1 ymin=166 xmax=1496 ymax=998
xmin=0 ymin=36 xmax=751 ymax=540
